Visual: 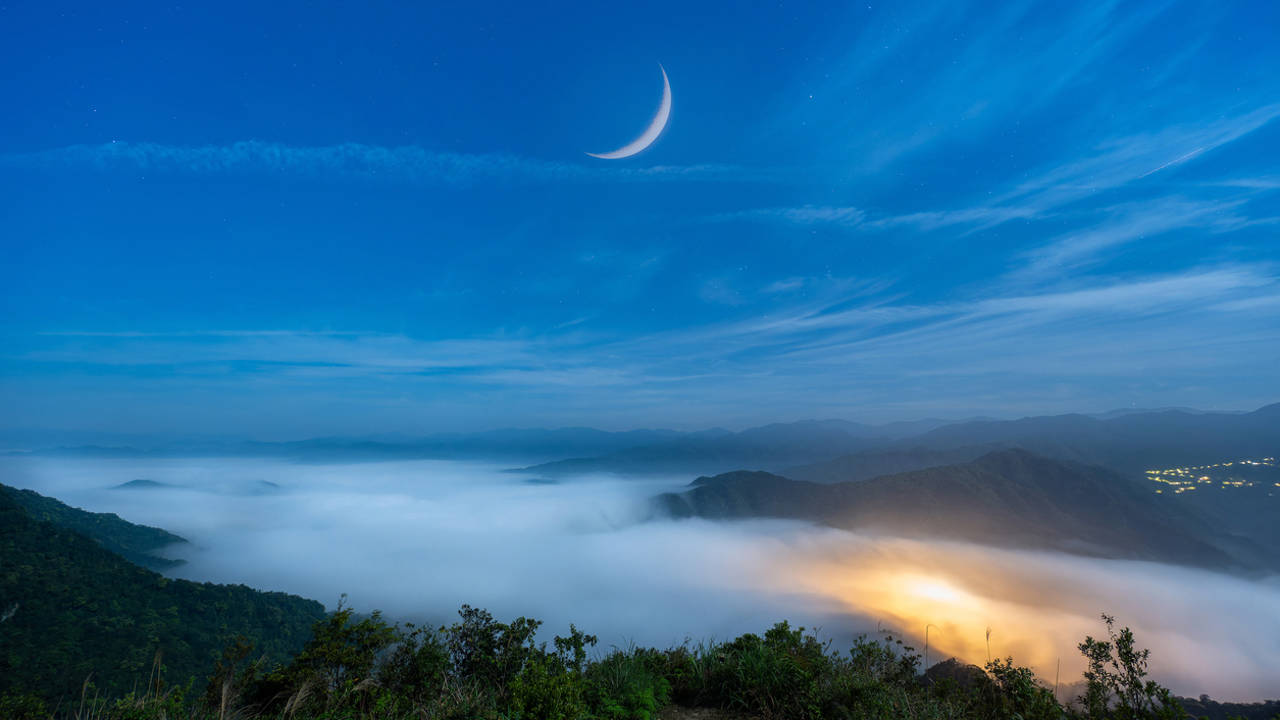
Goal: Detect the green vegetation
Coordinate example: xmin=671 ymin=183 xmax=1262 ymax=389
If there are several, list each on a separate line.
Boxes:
xmin=8 ymin=600 xmax=1276 ymax=720
xmin=0 ymin=489 xmax=325 ymax=702
xmin=0 ymin=483 xmax=188 ymax=570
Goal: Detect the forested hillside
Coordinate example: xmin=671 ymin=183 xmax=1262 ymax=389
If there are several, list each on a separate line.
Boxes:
xmin=0 ymin=483 xmax=187 ymax=570
xmin=0 ymin=489 xmax=325 ymax=701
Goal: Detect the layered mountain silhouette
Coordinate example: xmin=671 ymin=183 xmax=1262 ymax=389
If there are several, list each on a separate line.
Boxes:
xmin=891 ymin=403 xmax=1280 ymax=474
xmin=516 ymin=420 xmax=885 ymax=476
xmin=12 ymin=404 xmax=1277 ymax=482
xmin=524 ymin=403 xmax=1280 ymax=478
xmin=7 ymin=427 xmax=695 ymax=463
xmin=655 ymin=449 xmax=1279 ymax=573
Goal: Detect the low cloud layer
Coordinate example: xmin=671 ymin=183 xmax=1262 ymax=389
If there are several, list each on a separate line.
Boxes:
xmin=4 ymin=456 xmax=1277 ymax=701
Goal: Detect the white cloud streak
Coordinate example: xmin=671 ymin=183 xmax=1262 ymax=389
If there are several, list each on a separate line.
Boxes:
xmin=4 ymin=141 xmax=753 ymax=186
xmin=1011 ymin=198 xmax=1257 ymax=281
xmin=725 ymin=102 xmax=1280 ymax=240
xmin=712 ymin=206 xmax=867 ymax=227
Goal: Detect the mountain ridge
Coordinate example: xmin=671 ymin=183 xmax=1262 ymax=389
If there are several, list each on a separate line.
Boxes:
xmin=0 ymin=483 xmax=188 ymax=570
xmin=656 ymin=449 xmax=1279 ymax=573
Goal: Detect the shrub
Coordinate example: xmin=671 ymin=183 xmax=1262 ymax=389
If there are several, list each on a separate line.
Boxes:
xmin=509 ymin=652 xmax=586 ymax=720
xmin=984 ymin=657 xmax=1064 ymax=720
xmin=508 ymin=625 xmax=596 ymax=720
xmin=253 ymin=599 xmax=398 ymax=716
xmin=695 ymin=622 xmax=834 ymax=719
xmin=842 ymin=633 xmax=925 ymax=719
xmin=0 ymin=692 xmax=49 ymax=720
xmin=585 ymin=647 xmax=671 ymax=720
xmin=376 ymin=622 xmax=450 ymax=709
xmin=1077 ymin=614 xmax=1183 ymax=720
xmin=445 ymin=604 xmax=542 ymax=697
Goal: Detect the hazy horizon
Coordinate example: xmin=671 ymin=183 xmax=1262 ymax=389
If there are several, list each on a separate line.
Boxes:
xmin=1 ymin=401 xmax=1271 ymax=448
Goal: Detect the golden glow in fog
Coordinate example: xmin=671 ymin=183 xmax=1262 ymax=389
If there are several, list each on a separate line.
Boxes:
xmin=904 ymin=577 xmax=969 ymax=606
xmin=752 ymin=530 xmax=1280 ymax=700
xmin=783 ymin=551 xmax=1045 ymax=671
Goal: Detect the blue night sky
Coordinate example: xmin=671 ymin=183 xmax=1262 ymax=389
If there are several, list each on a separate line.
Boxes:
xmin=2 ymin=1 xmax=1279 ymax=438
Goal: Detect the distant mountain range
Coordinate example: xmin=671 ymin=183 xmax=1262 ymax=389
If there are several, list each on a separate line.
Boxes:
xmin=655 ymin=449 xmax=1280 ymax=574
xmin=521 ymin=403 xmax=1280 ymax=478
xmin=514 ymin=420 xmax=888 ymax=477
xmin=884 ymin=403 xmax=1280 ymax=474
xmin=5 ymin=419 xmax=954 ymax=472
xmin=5 ymin=427 xmax=694 ymax=463
xmin=7 ymin=404 xmax=1277 ymax=484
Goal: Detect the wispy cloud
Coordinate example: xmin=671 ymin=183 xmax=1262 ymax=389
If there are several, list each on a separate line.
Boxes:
xmin=761 ymin=277 xmax=808 ymax=294
xmin=789 ymin=102 xmax=1280 ymax=239
xmin=1207 ymin=176 xmax=1280 ymax=190
xmin=771 ymin=1 xmax=1184 ymax=172
xmin=712 ymin=205 xmax=866 ymax=227
xmin=720 ymin=100 xmax=1280 ymax=241
xmin=1012 ymin=197 xmax=1258 ymax=281
xmin=992 ymin=103 xmax=1280 ymax=216
xmin=3 ymin=141 xmax=753 ymax=186
xmin=19 ymin=331 xmax=547 ymax=374
xmin=863 ymin=206 xmax=1043 ymax=233
xmin=14 ymin=265 xmax=1274 ymax=423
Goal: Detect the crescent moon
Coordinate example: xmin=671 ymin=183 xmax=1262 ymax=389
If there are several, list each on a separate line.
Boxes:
xmin=586 ymin=65 xmax=671 ymax=160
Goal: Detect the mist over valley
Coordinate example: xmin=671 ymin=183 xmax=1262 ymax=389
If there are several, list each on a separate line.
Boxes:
xmin=5 ymin=405 xmax=1277 ymax=701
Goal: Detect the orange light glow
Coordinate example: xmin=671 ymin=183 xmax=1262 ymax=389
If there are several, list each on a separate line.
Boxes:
xmin=763 ymin=535 xmax=1101 ymax=682
xmin=905 ymin=576 xmax=967 ymax=605
xmin=740 ymin=528 xmax=1280 ymax=700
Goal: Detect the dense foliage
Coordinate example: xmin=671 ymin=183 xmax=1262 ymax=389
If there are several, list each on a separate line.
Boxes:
xmin=0 ymin=483 xmax=188 ymax=570
xmin=8 ymin=600 xmax=1276 ymax=720
xmin=0 ymin=490 xmax=325 ymax=701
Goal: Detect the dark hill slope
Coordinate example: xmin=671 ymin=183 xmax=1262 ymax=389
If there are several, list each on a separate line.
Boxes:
xmin=1 ymin=483 xmax=186 ymax=570
xmin=783 ymin=445 xmax=1001 ymax=484
xmin=0 ymin=490 xmax=324 ymax=702
xmin=657 ymin=450 xmax=1276 ymax=572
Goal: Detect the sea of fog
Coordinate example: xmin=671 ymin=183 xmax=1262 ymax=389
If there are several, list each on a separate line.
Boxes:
xmin=2 ymin=456 xmax=1278 ymax=701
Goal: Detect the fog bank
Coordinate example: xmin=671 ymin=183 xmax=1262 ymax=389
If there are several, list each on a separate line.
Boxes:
xmin=3 ymin=456 xmax=1277 ymax=701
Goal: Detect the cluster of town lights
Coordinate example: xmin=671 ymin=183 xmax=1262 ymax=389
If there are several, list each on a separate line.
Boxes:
xmin=1144 ymin=457 xmax=1276 ymax=494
